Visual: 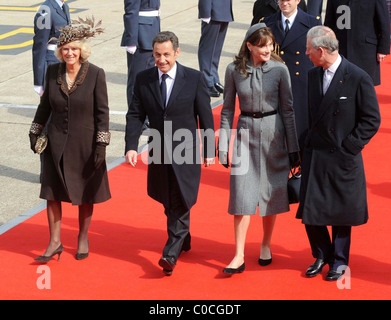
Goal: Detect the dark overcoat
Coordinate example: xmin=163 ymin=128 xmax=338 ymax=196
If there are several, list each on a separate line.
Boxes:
xmin=324 ymin=0 xmax=390 ymax=86
xmin=125 ymin=63 xmax=215 ymax=211
xmin=264 ymin=9 xmax=321 ymax=146
xmin=296 ymin=57 xmax=381 ymax=226
xmin=33 ymin=62 xmax=111 ymax=205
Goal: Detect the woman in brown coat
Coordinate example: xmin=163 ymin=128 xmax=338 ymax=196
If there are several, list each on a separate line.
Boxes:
xmin=29 ymin=18 xmax=111 ymax=262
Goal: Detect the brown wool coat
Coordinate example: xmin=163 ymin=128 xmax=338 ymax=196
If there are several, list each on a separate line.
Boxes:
xmin=33 ymin=61 xmax=111 ymax=205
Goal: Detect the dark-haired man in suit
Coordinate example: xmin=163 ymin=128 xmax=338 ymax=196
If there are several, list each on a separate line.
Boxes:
xmin=125 ymin=31 xmax=215 ymax=275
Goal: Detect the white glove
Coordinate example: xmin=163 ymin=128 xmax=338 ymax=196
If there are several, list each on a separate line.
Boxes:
xmin=125 ymin=46 xmax=137 ymax=54
xmin=34 ymin=85 xmax=44 ymax=96
xmin=201 ymin=17 xmax=211 ymax=24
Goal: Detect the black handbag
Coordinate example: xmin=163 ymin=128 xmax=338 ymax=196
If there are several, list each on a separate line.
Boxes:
xmin=288 ymin=167 xmax=301 ymax=204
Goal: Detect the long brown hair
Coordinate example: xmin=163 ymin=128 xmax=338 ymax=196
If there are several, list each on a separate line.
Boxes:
xmin=234 ymin=27 xmax=283 ymax=77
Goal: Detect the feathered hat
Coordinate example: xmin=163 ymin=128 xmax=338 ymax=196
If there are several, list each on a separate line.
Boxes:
xmin=49 ymin=16 xmax=104 ymax=47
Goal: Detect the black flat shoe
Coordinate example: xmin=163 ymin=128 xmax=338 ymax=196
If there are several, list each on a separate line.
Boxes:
xmin=258 ymin=255 xmax=272 ymax=266
xmin=326 ymin=269 xmax=344 ymax=281
xmin=305 ymin=258 xmax=326 ymax=277
xmin=223 ymin=262 xmax=245 ymax=275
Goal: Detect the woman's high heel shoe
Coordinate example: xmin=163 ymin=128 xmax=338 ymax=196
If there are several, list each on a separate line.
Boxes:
xmin=76 ymin=241 xmax=89 ymax=260
xmin=35 ymin=243 xmax=63 ymax=262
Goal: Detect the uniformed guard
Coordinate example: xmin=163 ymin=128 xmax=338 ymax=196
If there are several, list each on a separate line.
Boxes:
xmin=32 ymin=0 xmax=70 ymax=96
xmin=264 ymin=0 xmax=321 ymax=149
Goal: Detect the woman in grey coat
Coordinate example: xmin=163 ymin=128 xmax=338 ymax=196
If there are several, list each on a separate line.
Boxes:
xmin=219 ymin=23 xmax=300 ymax=274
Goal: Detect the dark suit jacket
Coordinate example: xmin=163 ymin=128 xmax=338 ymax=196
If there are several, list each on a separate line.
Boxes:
xmin=125 ymin=63 xmax=216 ymax=210
xmin=32 ymin=0 xmax=70 ymax=86
xmin=264 ymin=9 xmax=321 ymax=146
xmin=121 ymin=0 xmax=160 ymax=50
xmin=198 ymin=0 xmax=234 ymax=22
xmin=296 ymin=57 xmax=381 ymax=226
xmin=325 ymin=0 xmax=390 ymax=85
xmin=251 ymin=0 xmax=307 ymax=25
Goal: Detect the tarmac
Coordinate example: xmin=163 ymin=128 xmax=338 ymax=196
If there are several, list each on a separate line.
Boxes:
xmin=0 ymin=0 xmax=326 ymax=231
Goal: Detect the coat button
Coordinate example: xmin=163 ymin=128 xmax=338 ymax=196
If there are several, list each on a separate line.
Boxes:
xmin=280 ymin=51 xmax=284 ymax=55
xmin=296 ymin=51 xmax=300 ymax=55
xmin=295 ymin=72 xmax=300 ymax=76
xmin=296 ymin=61 xmax=300 ymax=65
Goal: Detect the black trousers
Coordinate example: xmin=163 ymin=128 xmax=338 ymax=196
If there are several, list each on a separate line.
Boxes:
xmin=162 ymin=165 xmax=191 ymax=261
xmin=305 ymin=225 xmax=351 ymax=270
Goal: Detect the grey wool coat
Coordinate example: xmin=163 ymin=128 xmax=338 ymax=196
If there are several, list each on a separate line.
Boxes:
xmin=219 ymin=60 xmax=299 ymax=216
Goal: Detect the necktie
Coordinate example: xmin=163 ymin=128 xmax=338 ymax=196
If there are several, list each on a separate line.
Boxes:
xmin=323 ymin=69 xmax=331 ymax=94
xmin=284 ymin=19 xmax=290 ymax=35
xmin=160 ymin=73 xmax=168 ymax=108
xmin=62 ymin=5 xmax=69 ymax=22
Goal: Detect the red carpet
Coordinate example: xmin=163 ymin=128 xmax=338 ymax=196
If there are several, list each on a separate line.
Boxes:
xmin=1 ymin=62 xmax=391 ymax=300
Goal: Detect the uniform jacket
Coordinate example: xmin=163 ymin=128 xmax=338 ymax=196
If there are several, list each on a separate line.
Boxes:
xmin=32 ymin=0 xmax=70 ymax=86
xmin=33 ymin=62 xmax=111 ymax=205
xmin=296 ymin=57 xmax=381 ymax=226
xmin=198 ymin=0 xmax=234 ymax=22
xmin=264 ymin=8 xmax=321 ymax=145
xmin=251 ymin=0 xmax=307 ymax=25
xmin=125 ymin=63 xmax=215 ymax=211
xmin=121 ymin=0 xmax=160 ymax=50
xmin=325 ymin=0 xmax=390 ymax=86
xmin=219 ymin=61 xmax=299 ymax=216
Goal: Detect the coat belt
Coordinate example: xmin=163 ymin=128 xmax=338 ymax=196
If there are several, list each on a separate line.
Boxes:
xmin=241 ymin=110 xmax=277 ymax=118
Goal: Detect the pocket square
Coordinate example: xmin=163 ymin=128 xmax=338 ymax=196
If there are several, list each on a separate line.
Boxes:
xmin=339 ymin=96 xmax=348 ymax=100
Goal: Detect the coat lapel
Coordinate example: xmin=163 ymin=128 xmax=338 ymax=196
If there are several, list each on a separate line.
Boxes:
xmin=166 ymin=63 xmax=186 ymax=110
xmin=147 ymin=67 xmax=164 ymax=108
xmin=281 ymin=9 xmax=310 ymax=48
xmin=57 ymin=61 xmax=89 ymax=96
xmin=312 ymin=57 xmax=349 ymax=125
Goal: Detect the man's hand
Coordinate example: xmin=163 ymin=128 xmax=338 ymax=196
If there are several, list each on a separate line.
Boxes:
xmin=204 ymin=157 xmax=215 ymax=167
xmin=125 ymin=150 xmax=138 ymax=167
xmin=377 ymin=53 xmax=387 ymax=62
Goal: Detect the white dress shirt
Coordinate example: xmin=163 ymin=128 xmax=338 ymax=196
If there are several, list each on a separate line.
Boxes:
xmin=323 ymin=54 xmax=342 ymax=94
xmin=281 ymin=10 xmax=298 ymax=32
